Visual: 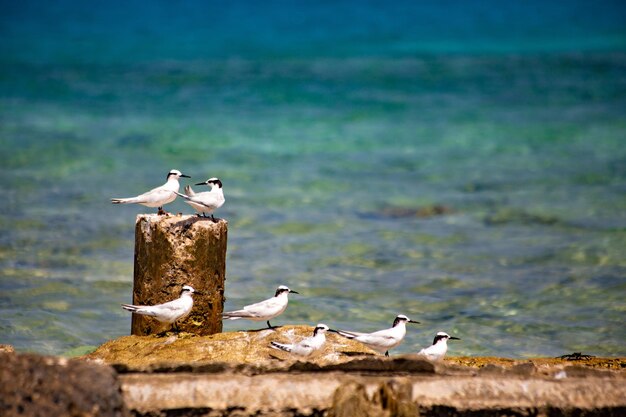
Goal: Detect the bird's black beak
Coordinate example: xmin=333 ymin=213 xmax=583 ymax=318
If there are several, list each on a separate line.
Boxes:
xmin=194 ymin=291 xmax=204 ymax=295
xmin=449 ymin=336 xmax=461 ymax=340
xmin=180 ymin=174 xmax=191 ymax=178
xmin=289 ymin=290 xmax=299 ymax=294
xmin=327 ymin=329 xmax=340 ymax=333
xmin=409 ymin=319 xmax=420 ymax=324
xmin=195 ymin=182 xmax=206 ymax=186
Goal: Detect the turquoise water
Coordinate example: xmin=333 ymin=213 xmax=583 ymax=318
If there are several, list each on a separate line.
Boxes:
xmin=1 ymin=1 xmax=625 ymax=358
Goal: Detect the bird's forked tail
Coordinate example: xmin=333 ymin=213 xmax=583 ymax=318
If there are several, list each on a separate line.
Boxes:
xmin=111 ymin=198 xmax=136 ymax=204
xmin=184 ymin=185 xmax=195 ymax=197
xmin=121 ymin=303 xmax=139 ymax=312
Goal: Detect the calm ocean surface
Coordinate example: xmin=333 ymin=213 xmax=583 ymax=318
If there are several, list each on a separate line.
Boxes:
xmin=1 ymin=1 xmax=625 ymax=358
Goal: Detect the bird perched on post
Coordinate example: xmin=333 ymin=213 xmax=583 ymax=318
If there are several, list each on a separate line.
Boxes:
xmin=222 ymin=285 xmax=299 ymax=329
xmin=111 ymin=169 xmax=190 ymax=215
xmin=417 ymin=331 xmax=460 ymax=361
xmin=121 ymin=285 xmax=202 ymax=332
xmin=270 ymin=324 xmax=330 ymax=357
xmin=175 ymin=177 xmax=225 ymax=221
xmin=331 ymin=314 xmax=419 ymax=356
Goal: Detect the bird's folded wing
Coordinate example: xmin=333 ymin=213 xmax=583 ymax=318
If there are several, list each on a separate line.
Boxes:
xmin=137 ymin=188 xmax=175 ymax=204
xmin=133 ymin=306 xmax=160 ymax=317
xmin=244 ymin=298 xmax=280 ymax=312
xmin=223 ymin=308 xmax=257 ymax=318
xmin=299 ymin=341 xmax=314 ymax=349
xmin=369 ymin=329 xmax=396 ymax=338
xmin=357 ymin=334 xmax=397 ymax=347
xmin=158 ymin=300 xmax=183 ymax=311
xmin=188 ymin=195 xmax=219 ymax=209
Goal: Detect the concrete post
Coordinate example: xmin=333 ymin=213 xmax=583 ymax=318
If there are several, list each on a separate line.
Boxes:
xmin=130 ymin=214 xmax=227 ymax=335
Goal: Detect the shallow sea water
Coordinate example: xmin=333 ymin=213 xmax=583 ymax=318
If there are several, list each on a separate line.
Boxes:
xmin=1 ymin=1 xmax=625 ymax=357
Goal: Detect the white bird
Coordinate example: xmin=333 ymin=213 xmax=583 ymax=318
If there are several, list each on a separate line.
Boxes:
xmin=417 ymin=331 xmax=460 ymax=361
xmin=331 ymin=314 xmax=420 ymax=356
xmin=222 ymin=285 xmax=299 ymax=329
xmin=175 ymin=177 xmax=225 ymax=221
xmin=270 ymin=324 xmax=330 ymax=357
xmin=111 ymin=169 xmax=190 ymax=215
xmin=121 ymin=285 xmax=202 ymax=331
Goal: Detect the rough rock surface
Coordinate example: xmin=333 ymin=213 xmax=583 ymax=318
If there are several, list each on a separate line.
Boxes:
xmin=85 ymin=325 xmax=379 ymax=369
xmin=447 ymin=355 xmax=625 ymax=371
xmin=0 ymin=344 xmax=15 ymax=353
xmin=0 ymin=352 xmax=128 ymax=417
xmin=130 ymin=214 xmax=227 ymax=336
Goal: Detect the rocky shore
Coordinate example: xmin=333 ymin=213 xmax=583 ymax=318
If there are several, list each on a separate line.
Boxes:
xmin=2 ymin=326 xmax=625 ymax=417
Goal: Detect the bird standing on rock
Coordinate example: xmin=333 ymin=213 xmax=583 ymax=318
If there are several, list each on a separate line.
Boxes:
xmin=175 ymin=177 xmax=225 ymax=221
xmin=270 ymin=324 xmax=330 ymax=357
xmin=331 ymin=314 xmax=420 ymax=356
xmin=111 ymin=169 xmax=190 ymax=215
xmin=222 ymin=285 xmax=299 ymax=329
xmin=121 ymin=285 xmax=202 ymax=332
xmin=417 ymin=331 xmax=460 ymax=361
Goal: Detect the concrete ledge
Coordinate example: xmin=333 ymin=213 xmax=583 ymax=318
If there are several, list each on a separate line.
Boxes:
xmin=119 ymin=368 xmax=626 ymax=416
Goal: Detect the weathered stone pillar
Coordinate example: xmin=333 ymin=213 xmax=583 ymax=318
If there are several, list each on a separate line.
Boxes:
xmin=131 ymin=214 xmax=226 ymax=335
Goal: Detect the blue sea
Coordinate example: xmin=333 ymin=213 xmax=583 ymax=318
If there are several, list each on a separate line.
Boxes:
xmin=1 ymin=0 xmax=625 ymax=358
